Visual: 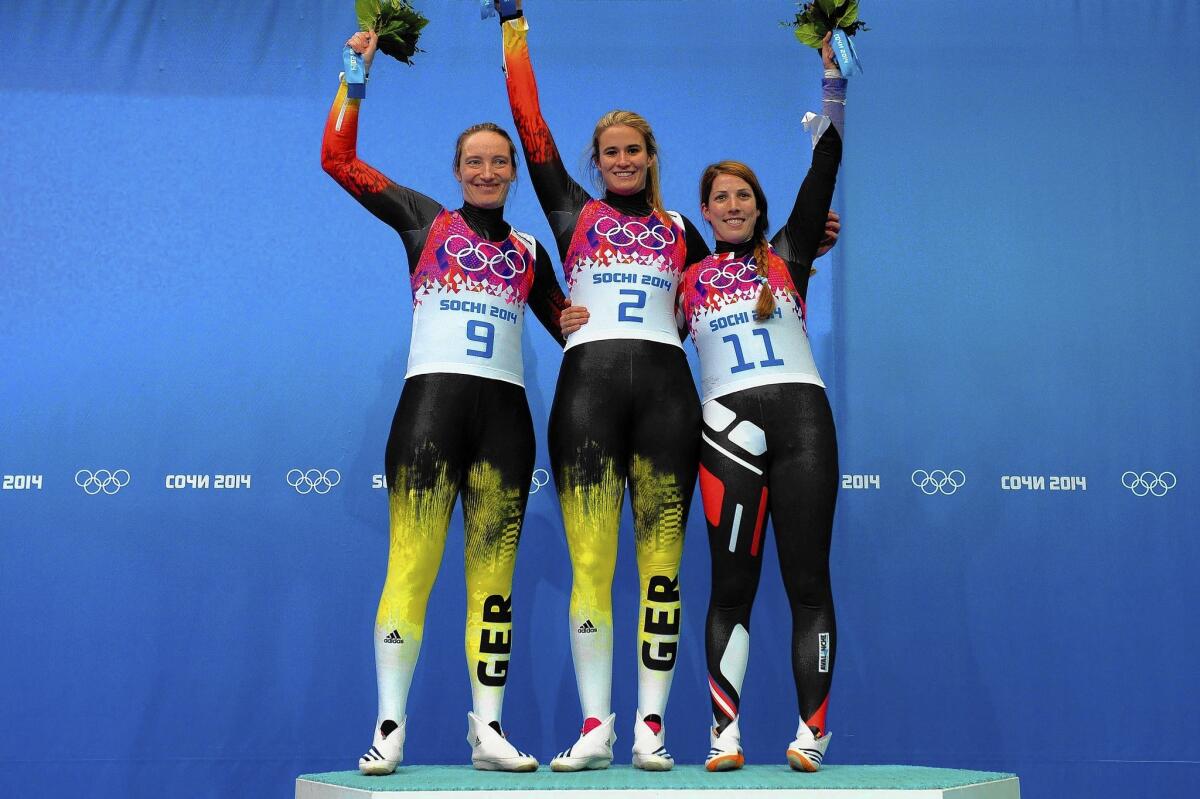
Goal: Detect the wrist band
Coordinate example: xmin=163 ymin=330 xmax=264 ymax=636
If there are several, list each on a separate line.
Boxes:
xmin=343 ymin=45 xmax=367 ymax=98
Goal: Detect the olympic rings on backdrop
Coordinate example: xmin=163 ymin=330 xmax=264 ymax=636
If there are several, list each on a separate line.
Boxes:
xmin=529 ymin=468 xmax=550 ymax=494
xmin=74 ymin=469 xmax=131 ymax=495
xmin=1121 ymin=471 xmax=1176 ymax=497
xmin=443 ymin=235 xmax=527 ymax=280
xmin=698 ymin=260 xmax=761 ymax=291
xmin=287 ymin=468 xmax=342 ymax=495
xmin=593 ymin=215 xmax=676 ymax=250
xmin=911 ymin=469 xmax=966 ymax=495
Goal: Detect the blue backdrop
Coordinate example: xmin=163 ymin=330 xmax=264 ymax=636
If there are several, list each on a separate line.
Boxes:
xmin=2 ymin=2 xmax=1198 ymax=798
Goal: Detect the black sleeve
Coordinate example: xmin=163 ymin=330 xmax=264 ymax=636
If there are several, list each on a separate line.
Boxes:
xmin=770 ymin=125 xmax=843 ymax=282
xmin=527 ymin=240 xmax=569 ymax=348
xmin=365 ymin=185 xmax=443 ymax=268
xmin=681 ymin=214 xmax=712 ymax=266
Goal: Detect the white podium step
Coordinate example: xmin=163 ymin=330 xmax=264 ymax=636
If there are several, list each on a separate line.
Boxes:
xmin=296 ymin=765 xmax=1019 ymax=799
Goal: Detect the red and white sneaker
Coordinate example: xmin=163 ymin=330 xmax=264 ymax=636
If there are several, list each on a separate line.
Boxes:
xmin=358 ymin=718 xmax=405 ymax=775
xmin=786 ymin=721 xmax=831 ymax=772
xmin=549 ymin=713 xmax=616 ymax=772
xmin=705 ymin=716 xmax=745 ymax=772
xmin=631 ymin=710 xmax=673 ymax=771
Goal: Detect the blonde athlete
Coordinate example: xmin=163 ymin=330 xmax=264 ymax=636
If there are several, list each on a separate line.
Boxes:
xmin=494 ymin=4 xmax=710 ymax=771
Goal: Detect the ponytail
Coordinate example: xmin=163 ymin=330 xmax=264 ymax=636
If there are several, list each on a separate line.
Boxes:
xmin=752 ymin=235 xmax=775 ymax=321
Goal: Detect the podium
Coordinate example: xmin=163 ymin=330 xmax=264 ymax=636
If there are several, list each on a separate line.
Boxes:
xmin=296 ymin=765 xmax=1020 ymax=799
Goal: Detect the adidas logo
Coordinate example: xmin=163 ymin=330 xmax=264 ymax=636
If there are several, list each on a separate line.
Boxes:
xmin=384 ymin=630 xmax=405 ymax=644
xmin=577 ymin=619 xmax=598 ymax=634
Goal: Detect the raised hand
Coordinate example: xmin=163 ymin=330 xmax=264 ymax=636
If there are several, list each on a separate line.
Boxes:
xmin=820 ymin=31 xmax=837 ymax=72
xmin=346 ymin=30 xmax=379 ymax=74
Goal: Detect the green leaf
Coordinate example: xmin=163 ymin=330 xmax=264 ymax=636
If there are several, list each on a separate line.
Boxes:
xmin=784 ymin=0 xmax=865 ymax=46
xmin=793 ymin=21 xmax=825 ymax=48
xmin=355 ymin=0 xmax=381 ymax=32
xmin=355 ymin=0 xmax=429 ymax=65
xmin=835 ymin=2 xmax=859 ymax=28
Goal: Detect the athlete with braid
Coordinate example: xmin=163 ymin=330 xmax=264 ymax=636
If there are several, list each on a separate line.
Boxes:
xmin=677 ymin=34 xmax=847 ymax=773
xmin=491 ymin=1 xmax=713 ymax=771
xmin=321 ymin=30 xmax=567 ymax=774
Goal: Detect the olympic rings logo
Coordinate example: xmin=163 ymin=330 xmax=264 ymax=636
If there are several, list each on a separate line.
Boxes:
xmin=698 ymin=260 xmax=760 ymax=291
xmin=75 ymin=469 xmax=131 ymax=495
xmin=911 ymin=469 xmax=966 ymax=495
xmin=593 ymin=215 xmax=676 ymax=251
xmin=529 ymin=468 xmax=550 ymax=494
xmin=287 ymin=468 xmax=342 ymax=495
xmin=444 ymin=235 xmax=527 ymax=280
xmin=1121 ymin=471 xmax=1176 ymax=497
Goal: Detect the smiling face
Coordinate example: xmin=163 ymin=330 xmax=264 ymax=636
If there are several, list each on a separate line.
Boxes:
xmin=702 ymin=173 xmax=761 ymax=244
xmin=595 ymin=125 xmax=654 ymax=196
xmin=454 ymin=130 xmax=515 ymax=209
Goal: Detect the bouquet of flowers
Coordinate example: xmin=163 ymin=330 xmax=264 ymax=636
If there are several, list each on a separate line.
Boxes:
xmin=784 ymin=0 xmax=867 ymax=49
xmin=356 ymin=0 xmax=429 ymax=64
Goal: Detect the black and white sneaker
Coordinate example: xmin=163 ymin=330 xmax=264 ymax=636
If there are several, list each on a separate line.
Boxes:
xmin=358 ymin=718 xmax=405 ymax=775
xmin=467 ymin=712 xmax=538 ymax=772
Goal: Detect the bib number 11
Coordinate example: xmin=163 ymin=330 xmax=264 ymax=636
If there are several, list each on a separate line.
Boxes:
xmin=722 ymin=328 xmax=784 ymax=374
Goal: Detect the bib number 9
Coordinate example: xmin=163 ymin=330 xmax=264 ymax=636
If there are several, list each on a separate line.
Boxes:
xmin=466 ymin=320 xmax=495 ymax=359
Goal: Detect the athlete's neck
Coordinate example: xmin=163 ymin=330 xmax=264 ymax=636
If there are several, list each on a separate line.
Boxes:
xmin=458 ymin=202 xmax=511 ymax=242
xmin=715 ymin=238 xmax=756 ymax=259
xmin=603 ymin=187 xmax=652 ymax=217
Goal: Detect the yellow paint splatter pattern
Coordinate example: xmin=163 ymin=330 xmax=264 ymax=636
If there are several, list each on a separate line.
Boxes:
xmin=557 ymin=446 xmax=623 ymax=627
xmin=375 ymin=451 xmax=457 ymax=646
xmin=629 ymin=455 xmax=685 ymax=656
xmin=463 ymin=461 xmax=523 ymax=687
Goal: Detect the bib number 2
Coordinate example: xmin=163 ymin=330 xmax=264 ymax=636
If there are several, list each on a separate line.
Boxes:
xmin=617 ymin=289 xmax=647 ymax=323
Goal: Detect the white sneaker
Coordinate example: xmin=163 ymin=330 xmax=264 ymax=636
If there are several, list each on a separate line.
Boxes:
xmin=358 ymin=718 xmax=405 ymax=775
xmin=705 ymin=716 xmax=744 ymax=772
xmin=467 ymin=712 xmax=539 ymax=772
xmin=631 ymin=710 xmax=674 ymax=771
xmin=786 ymin=721 xmax=831 ymax=772
xmin=549 ymin=713 xmax=616 ymax=772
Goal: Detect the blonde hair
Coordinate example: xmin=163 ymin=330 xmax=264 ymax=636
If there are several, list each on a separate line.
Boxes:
xmin=700 ymin=161 xmax=774 ymax=320
xmin=589 ymin=110 xmax=664 ymax=216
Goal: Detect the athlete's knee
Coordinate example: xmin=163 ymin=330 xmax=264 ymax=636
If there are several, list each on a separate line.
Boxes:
xmin=784 ymin=570 xmax=833 ymax=610
xmin=568 ymin=563 xmax=614 ymax=599
xmin=711 ymin=572 xmax=758 ymax=607
xmin=381 ymin=566 xmax=436 ymax=603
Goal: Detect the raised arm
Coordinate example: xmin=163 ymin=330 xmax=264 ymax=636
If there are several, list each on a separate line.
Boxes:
xmin=320 ymin=31 xmax=444 ymax=269
xmin=771 ymin=34 xmax=847 ymax=275
xmin=498 ymin=7 xmax=592 ymax=257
